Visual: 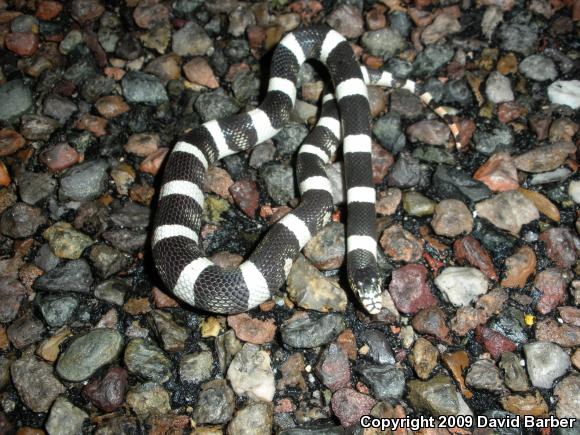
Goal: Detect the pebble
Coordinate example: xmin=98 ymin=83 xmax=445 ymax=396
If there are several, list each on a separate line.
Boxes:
xmin=360 ymin=329 xmax=395 ymax=365
xmin=37 ymin=294 xmax=78 ymax=327
xmin=0 ymin=128 xmax=25 ymax=156
xmin=193 ymin=379 xmax=235 ymax=424
xmin=122 ymin=72 xmax=168 ymax=105
xmin=56 ymin=328 xmax=123 ymax=382
xmin=315 ymin=343 xmax=350 ymax=392
xmin=195 ymin=89 xmax=240 ymax=122
xmin=227 ymin=313 xmax=277 ymax=344
xmin=485 ymin=71 xmax=514 ymax=104
xmin=326 ymin=5 xmax=364 ymax=38
xmin=475 ymin=191 xmax=539 ymax=235
xmin=361 ymin=27 xmax=404 ymax=58
xmin=519 ymin=54 xmax=557 ymax=81
xmin=7 ymin=312 xmax=45 ymax=349
xmin=474 ymin=124 xmax=514 ymax=155
xmin=228 ymin=402 xmax=273 ymax=435
xmin=10 ymin=355 xmax=65 ymax=412
xmin=172 ymin=21 xmax=213 ymax=56
xmin=473 ymin=152 xmax=519 ymax=192
xmin=388 ymin=264 xmax=437 ymax=314
xmin=533 ymin=268 xmax=567 ymax=315
xmin=43 ymin=94 xmax=77 ymax=124
xmin=303 ymin=222 xmax=345 ymax=270
xmin=40 ymin=143 xmax=80 ymax=172
xmin=409 ymin=338 xmax=438 ymax=379
xmin=454 ymin=235 xmax=497 ymax=281
xmin=554 ymin=374 xmax=580 ymax=419
xmin=179 ymin=351 xmax=213 ymax=383
xmin=278 ymin=353 xmax=307 ymax=392
xmin=261 ymin=164 xmax=296 ymax=205
xmin=529 ymin=167 xmax=572 ymax=185
xmin=372 ymin=113 xmax=406 ymax=155
xmin=273 ymin=122 xmax=309 ymax=157
xmin=0 ymin=203 xmax=46 ymax=239
xmin=124 ymin=133 xmax=159 ymax=157
xmin=126 ymin=382 xmax=170 ymax=417
xmin=59 ymin=159 xmax=109 ymax=201
xmin=411 ymin=306 xmax=450 ymax=342
xmin=183 ymin=57 xmax=219 ymax=88
xmin=513 ymin=142 xmax=575 ymax=173
xmin=379 ymin=224 xmax=423 ymax=263
xmin=433 ymin=165 xmax=492 ymax=204
xmin=33 ymin=259 xmax=93 ymax=293
xmin=372 ymin=141 xmax=395 ymax=184
xmin=82 ymin=367 xmax=128 ymax=412
xmin=124 ymin=338 xmax=172 ymax=383
xmin=524 ymin=341 xmax=570 ymax=389
xmin=151 ymin=310 xmax=188 ymax=352
xmin=407 ymin=120 xmax=450 ymax=146
xmin=413 ymin=43 xmax=454 ymax=77
xmin=36 ymin=0 xmax=64 ymax=20
xmin=280 ymin=313 xmax=345 ymax=348
xmin=95 ymin=95 xmax=130 ymax=119
xmin=466 ymin=357 xmax=504 ymax=392
xmin=476 ymin=326 xmax=517 ymax=359
xmin=500 ymin=391 xmax=548 ymax=417
xmin=90 ymin=244 xmax=130 ymax=278
xmin=441 ymin=351 xmax=472 ymax=399
xmin=535 ymin=319 xmax=580 ymax=348
xmin=387 ymin=152 xmax=422 ymax=189
xmin=18 ymin=172 xmax=57 ymax=205
xmin=227 ymin=343 xmax=275 ymax=402
xmin=499 ymin=22 xmax=538 ymax=55
xmin=402 ymin=191 xmax=435 ymax=216
xmin=0 ymin=80 xmax=32 ymax=121
xmin=45 ymin=396 xmax=88 ymax=435
xmin=548 ymin=80 xmax=580 ymax=109
xmin=331 ymin=388 xmax=376 ymax=428
xmin=431 ymin=199 xmax=473 ymax=237
xmin=407 ymin=375 xmax=469 ymax=416
xmin=435 ymin=267 xmax=488 ymax=307
xmin=376 ymin=188 xmax=402 ymax=216
xmin=0 ymin=279 xmax=26 ymax=323
xmin=71 ymin=0 xmax=105 ymax=23
xmin=43 ymin=222 xmax=94 ymax=260
xmin=499 ymin=351 xmax=529 ymax=392
xmin=422 ymin=12 xmax=461 ymax=44
xmin=569 ymin=181 xmax=580 ymax=203
xmin=145 ymin=53 xmax=181 ymax=84
xmin=539 ymin=227 xmax=577 ymax=269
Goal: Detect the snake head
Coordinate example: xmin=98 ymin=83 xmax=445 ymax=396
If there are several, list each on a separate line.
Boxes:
xmin=349 ymin=267 xmax=382 ymax=315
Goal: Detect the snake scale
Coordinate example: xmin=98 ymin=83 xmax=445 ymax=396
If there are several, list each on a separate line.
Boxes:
xmin=152 ymin=25 xmax=461 ymax=315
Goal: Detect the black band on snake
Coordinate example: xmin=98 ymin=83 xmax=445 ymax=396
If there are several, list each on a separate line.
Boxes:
xmin=152 ymin=25 xmax=462 ymax=315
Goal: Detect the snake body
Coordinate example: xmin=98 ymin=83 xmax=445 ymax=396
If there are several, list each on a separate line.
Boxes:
xmin=152 ymin=26 xmax=461 ymax=314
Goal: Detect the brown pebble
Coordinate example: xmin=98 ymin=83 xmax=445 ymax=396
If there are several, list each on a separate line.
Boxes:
xmin=380 ymin=224 xmax=423 ymax=263
xmin=5 ymin=33 xmax=39 ymax=57
xmin=0 ymin=128 xmax=26 ymax=157
xmin=204 ymin=166 xmax=233 ymax=201
xmin=247 ymin=25 xmax=266 ymax=49
xmin=125 ymin=133 xmax=160 ymax=157
xmin=123 ymin=297 xmax=151 ymax=315
xmin=139 ymin=147 xmax=168 ymax=175
xmin=74 ymin=114 xmax=107 ymax=137
xmin=533 ymin=268 xmax=567 ymax=315
xmin=227 ymin=313 xmax=276 ymax=344
xmin=336 ymin=329 xmax=357 ymax=361
xmin=36 ymin=0 xmax=63 ymax=20
xmin=40 ymin=143 xmax=80 ymax=172
xmin=71 ymin=0 xmax=105 ymax=24
xmin=0 ymin=161 xmax=11 ymax=187
xmin=230 ymin=179 xmax=259 ymax=218
xmin=372 ymin=142 xmax=394 ymax=184
xmin=517 ymin=188 xmax=560 ymax=223
xmin=95 ymin=95 xmax=130 ymax=119
xmin=152 ymin=287 xmax=179 ymax=308
xmin=409 ymin=337 xmax=438 ymax=379
xmin=376 ymin=188 xmax=401 ymax=216
xmin=431 ymin=199 xmax=473 ymax=237
xmin=183 ymin=57 xmax=219 ymax=89
xmin=473 ymin=152 xmax=519 ymax=192
xmin=411 ymin=305 xmax=450 ymax=342
xmin=453 ymin=235 xmax=497 ymax=280
xmin=442 ymin=350 xmax=473 ymax=399
xmin=501 ymin=245 xmax=536 ymax=288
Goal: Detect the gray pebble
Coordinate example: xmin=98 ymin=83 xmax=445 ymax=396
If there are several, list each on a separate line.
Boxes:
xmin=122 ymin=71 xmax=168 ymax=105
xmin=33 ymin=259 xmax=93 ymax=293
xmin=124 ymin=338 xmax=173 ymax=383
xmin=45 ymin=397 xmax=88 ymax=435
xmin=59 ymin=160 xmax=109 ymax=202
xmin=524 ymin=341 xmax=570 ymax=389
xmin=0 ymin=80 xmax=32 ymax=121
xmin=37 ymin=293 xmax=78 ymax=327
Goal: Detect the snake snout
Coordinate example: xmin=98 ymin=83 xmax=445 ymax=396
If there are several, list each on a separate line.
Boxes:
xmin=350 ymin=268 xmax=382 ymax=314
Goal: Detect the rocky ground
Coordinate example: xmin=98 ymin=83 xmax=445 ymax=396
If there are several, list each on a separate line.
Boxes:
xmin=0 ymin=0 xmax=579 ymax=434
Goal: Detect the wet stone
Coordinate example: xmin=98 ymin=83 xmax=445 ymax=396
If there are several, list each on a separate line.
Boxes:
xmin=102 ymin=229 xmax=147 ymax=253
xmin=280 ymin=313 xmax=345 ymax=349
xmin=435 ymin=267 xmax=488 ymax=307
xmin=431 ymin=199 xmax=473 ymax=237
xmin=227 ymin=313 xmax=276 ymax=344
xmin=57 ymin=328 xmax=123 ymax=382
xmin=59 ymin=159 xmax=109 ymax=201
xmin=524 ymin=341 xmax=570 ymax=389
xmin=474 ymin=124 xmax=514 ymax=155
xmin=37 ymin=294 xmax=78 ymax=327
xmin=71 ymin=0 xmax=105 ymax=23
xmin=475 ymin=191 xmax=539 ymax=235
xmin=180 ymin=351 xmax=213 ymax=383
xmin=122 ymin=71 xmax=168 ymax=105
xmin=409 ymin=338 xmax=438 ymax=380
xmin=126 ymin=382 xmax=170 ymax=417
xmin=501 ymin=391 xmax=548 ymax=417
xmin=41 ymin=143 xmax=80 ymax=172
xmin=499 ymin=351 xmax=529 ymax=392
xmin=45 ymin=396 xmax=88 ymax=435
xmin=82 ymin=367 xmax=128 ymax=412
xmin=43 ymin=94 xmax=77 ymax=124
xmin=34 ymin=259 xmax=93 ymax=293
xmin=387 ymin=152 xmax=422 ymax=189
xmin=152 ymin=310 xmax=188 ymax=352
xmin=473 ymin=152 xmax=519 ymax=192
xmin=124 ymin=338 xmax=172 ymax=383
xmin=0 ymin=203 xmax=46 ymax=238
xmin=303 ymin=222 xmax=345 ymax=270
xmin=407 ymin=375 xmax=465 ymax=416
xmin=388 ymin=264 xmax=437 ymax=315
xmin=513 ymin=142 xmax=575 ymax=173
xmin=43 ymin=222 xmax=94 ymax=260
xmin=228 ymin=402 xmax=273 ymax=435
xmin=433 ymin=165 xmax=492 ymax=204
xmin=227 ymin=343 xmax=275 ymax=402
xmin=193 ymin=379 xmax=235 ymax=425
xmin=0 ymin=80 xmax=32 ymax=121
xmin=95 ymin=95 xmax=130 ymax=119
xmin=454 ymin=235 xmax=497 ymax=281
xmin=89 ymin=244 xmax=130 ymax=278
xmin=380 ymin=224 xmax=423 ymax=263
xmin=20 ymin=114 xmax=59 ymax=141
xmin=539 ymin=227 xmax=577 ymax=269
xmin=488 ymin=306 xmax=528 ymax=345
xmin=17 ymin=172 xmax=57 ymax=205
xmin=529 ymin=167 xmax=572 ymax=185
xmin=411 ymin=305 xmax=450 ymax=342
xmin=315 ymin=343 xmax=350 ymax=392
xmin=11 ymin=355 xmax=66 ymax=412
xmin=360 ymin=329 xmax=395 ymax=365
xmin=476 ymin=326 xmax=516 ymax=359
xmin=465 ymin=357 xmax=504 ymax=392
xmin=331 ymin=388 xmax=376 ymax=428
xmin=519 ymin=55 xmax=557 ymax=81
xmin=485 ymin=72 xmax=514 ymax=104
xmin=7 ymin=312 xmax=46 ymax=349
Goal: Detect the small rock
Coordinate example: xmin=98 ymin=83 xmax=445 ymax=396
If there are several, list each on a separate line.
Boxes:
xmin=57 ymin=328 xmax=123 ymax=382
xmin=172 ymin=21 xmax=213 ymax=57
xmin=193 ymin=379 xmax=235 ymax=424
xmin=372 ymin=142 xmax=395 ymax=184
xmin=533 ymin=268 xmax=567 ymax=315
xmin=227 ymin=313 xmax=276 ymax=344
xmin=431 ymin=199 xmax=473 ymax=237
xmin=499 ymin=351 xmax=529 ymax=392
xmin=59 ymin=160 xmax=109 ymax=201
xmin=82 ymin=367 xmax=128 ymax=412
xmin=7 ymin=312 xmax=45 ymax=349
xmin=227 ymin=343 xmax=275 ymax=402
xmin=122 ymin=72 xmax=168 ymax=105
xmin=40 ymin=143 xmax=80 ymax=172
xmin=43 ymin=221 xmax=93 ymax=260
xmin=361 ymin=27 xmax=404 ymax=58
xmin=357 ymin=363 xmax=405 ymax=400
xmin=475 ymin=191 xmax=539 ymax=235
xmin=373 ymin=113 xmax=406 ymax=155
xmin=280 ymin=313 xmax=345 ymax=348
xmin=261 ymin=164 xmax=296 ymax=205
xmin=435 ymin=267 xmax=488 ymax=307
xmin=499 ymin=23 xmax=538 ymax=56
xmin=11 ymin=355 xmax=65 ymax=412
xmin=502 ymin=246 xmax=536 ymax=288
xmin=433 ymin=165 xmax=492 ymax=204
xmin=17 ymin=171 xmax=57 ymax=205
xmin=71 ymin=0 xmax=105 ymax=23
xmin=183 ymin=57 xmax=219 ymax=88
xmin=33 ymin=259 xmax=93 ymax=293
xmin=228 ymin=402 xmax=273 ymax=435
xmin=501 ymin=391 xmax=548 ymax=417
xmin=43 ymin=94 xmax=77 ymax=124
xmin=473 ymin=125 xmax=514 ymax=155
xmin=315 ymin=343 xmax=350 ymax=392
xmin=0 ymin=203 xmax=46 ymax=239
xmin=0 ymin=80 xmax=32 ymax=121
xmin=411 ymin=306 xmax=450 ymax=342
xmin=124 ymin=338 xmax=172 ymax=383
xmin=518 ymin=188 xmax=560 ymax=223
xmin=95 ymin=95 xmax=130 ymax=119
xmin=407 ymin=120 xmax=450 ymax=146
xmin=554 ymin=374 xmax=580 ymax=419
xmin=388 ymin=264 xmax=437 ymax=314
xmin=473 ymin=152 xmax=519 ymax=192
xmin=45 ymin=396 xmax=88 ymax=435
xmin=387 ymin=152 xmax=422 ymax=189
xmin=539 ymin=227 xmax=577 ymax=269
xmin=124 ymin=133 xmax=159 ymax=157
xmin=126 ymin=382 xmax=170 ymax=417
xmin=476 ymin=326 xmax=516 ymax=359
xmin=151 ymin=310 xmax=188 ymax=352
xmin=37 ymin=294 xmax=78 ymax=327
xmin=465 ymin=357 xmax=504 ymax=391
xmin=441 ymin=351 xmax=472 ymax=399
xmin=486 ymin=71 xmax=514 ymax=103
xmin=0 ymin=128 xmax=25 ymax=156
xmin=548 ymin=80 xmax=580 ymax=109
xmin=409 ymin=338 xmax=438 ymax=379
xmin=421 ymin=12 xmax=461 ymax=44
xmin=326 ymin=5 xmax=364 ymax=38
xmin=519 ymin=54 xmax=557 ymax=81
xmin=89 ymin=244 xmax=130 ymax=278
xmin=180 ymin=351 xmax=213 ymax=383
xmin=360 ymin=329 xmax=395 ymax=365
xmin=0 ymin=279 xmax=26 ymax=323
xmin=331 ymin=388 xmax=376 ymax=428
xmin=524 ymin=341 xmax=570 ymax=389
xmin=303 ymin=222 xmax=345 ymax=270
xmin=513 ymin=142 xmax=575 ymax=173
xmin=407 ymin=375 xmax=467 ymax=416
xmin=454 ymin=235 xmax=497 ymax=280
xmin=402 ymin=191 xmax=435 ymax=216
xmin=380 ymin=224 xmax=423 ymax=263
xmin=535 ymin=319 xmax=580 ymax=348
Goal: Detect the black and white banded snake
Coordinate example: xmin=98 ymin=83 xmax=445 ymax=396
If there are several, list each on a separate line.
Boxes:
xmin=152 ymin=25 xmax=461 ymax=315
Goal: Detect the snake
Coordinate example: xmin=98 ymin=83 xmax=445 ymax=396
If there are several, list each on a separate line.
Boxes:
xmin=152 ymin=25 xmax=461 ymax=315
